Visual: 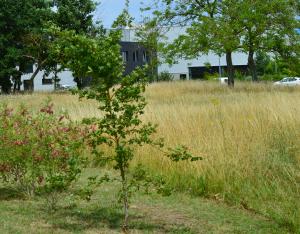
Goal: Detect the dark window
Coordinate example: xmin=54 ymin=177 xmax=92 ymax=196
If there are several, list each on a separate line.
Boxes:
xmin=180 ymin=74 xmax=187 ymax=80
xmin=20 ymin=63 xmax=34 ymax=73
xmin=25 ymin=64 xmax=34 ymax=73
xmin=122 ymin=51 xmax=129 ymax=62
xmin=133 ymin=51 xmax=139 ymax=62
xmin=136 ymin=51 xmax=139 ymax=61
xmin=42 ymin=78 xmax=53 ymax=85
xmin=143 ymin=51 xmax=149 ymax=63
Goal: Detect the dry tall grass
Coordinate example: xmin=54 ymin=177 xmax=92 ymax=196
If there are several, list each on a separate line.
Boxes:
xmin=1 ymin=81 xmax=300 ymax=231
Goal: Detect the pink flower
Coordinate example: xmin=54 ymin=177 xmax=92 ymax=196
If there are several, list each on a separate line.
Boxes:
xmin=51 ymin=149 xmax=60 ymax=158
xmin=14 ymin=140 xmax=25 ymax=146
xmin=40 ymin=104 xmax=54 ymax=115
xmin=62 ymin=127 xmax=70 ymax=132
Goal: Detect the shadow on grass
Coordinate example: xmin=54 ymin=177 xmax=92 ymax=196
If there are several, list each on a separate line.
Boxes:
xmin=48 ymin=205 xmax=191 ymax=233
xmin=0 ymin=187 xmax=25 ymax=201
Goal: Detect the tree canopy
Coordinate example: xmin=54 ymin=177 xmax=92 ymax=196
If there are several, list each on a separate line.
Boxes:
xmin=0 ymin=0 xmax=98 ymax=93
xmin=0 ymin=0 xmax=52 ymax=93
xmin=150 ymin=0 xmax=300 ymax=86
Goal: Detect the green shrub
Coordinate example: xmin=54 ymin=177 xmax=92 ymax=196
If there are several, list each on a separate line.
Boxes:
xmin=260 ymin=74 xmax=283 ymax=81
xmin=157 ymin=71 xmax=174 ymax=82
xmin=0 ymin=101 xmax=88 ymax=197
xmin=203 ymin=72 xmax=219 ymax=80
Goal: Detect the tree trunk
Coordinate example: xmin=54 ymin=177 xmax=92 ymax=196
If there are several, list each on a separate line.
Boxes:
xmin=13 ymin=78 xmax=17 ymax=93
xmin=0 ymin=75 xmax=12 ymax=94
xmin=248 ymin=50 xmax=258 ymax=82
xmin=53 ymin=67 xmax=59 ymax=90
xmin=74 ymin=77 xmax=83 ymax=89
xmin=28 ymin=65 xmax=41 ymax=92
xmin=30 ymin=65 xmax=41 ymax=82
xmin=13 ymin=73 xmax=22 ymax=93
xmin=17 ymin=76 xmax=21 ymax=91
xmin=226 ymin=51 xmax=234 ymax=87
xmin=120 ymin=166 xmax=129 ymax=233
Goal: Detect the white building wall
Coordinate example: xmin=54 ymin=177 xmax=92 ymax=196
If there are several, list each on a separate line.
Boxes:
xmin=22 ymin=26 xmax=249 ymax=91
xmin=122 ymin=26 xmax=248 ymax=80
xmin=21 ymin=64 xmax=76 ymax=91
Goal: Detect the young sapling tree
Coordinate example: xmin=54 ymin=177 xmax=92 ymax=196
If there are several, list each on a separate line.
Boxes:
xmin=50 ymin=25 xmax=201 ymax=233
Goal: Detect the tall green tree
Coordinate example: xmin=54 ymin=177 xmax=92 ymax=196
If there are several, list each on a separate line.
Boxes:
xmin=52 ymin=0 xmax=97 ymax=34
xmin=28 ymin=0 xmax=99 ymax=90
xmin=0 ymin=0 xmax=99 ymax=93
xmin=238 ymin=0 xmax=300 ymax=81
xmin=150 ymin=0 xmax=300 ymax=86
xmin=0 ymin=0 xmax=52 ymax=93
xmin=153 ymin=0 xmax=241 ymax=86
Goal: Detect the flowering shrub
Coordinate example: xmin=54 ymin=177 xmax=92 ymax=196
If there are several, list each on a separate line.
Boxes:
xmin=0 ymin=102 xmax=88 ymax=196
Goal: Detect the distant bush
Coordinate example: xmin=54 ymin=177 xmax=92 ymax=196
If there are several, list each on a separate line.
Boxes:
xmin=157 ymin=71 xmax=174 ymax=82
xmin=203 ymin=72 xmax=219 ymax=80
xmin=0 ymin=101 xmax=88 ymax=197
xmin=260 ymin=74 xmax=283 ymax=81
xmin=234 ymin=71 xmax=246 ymax=80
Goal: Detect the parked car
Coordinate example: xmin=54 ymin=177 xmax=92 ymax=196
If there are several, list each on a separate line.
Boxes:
xmin=213 ymin=77 xmax=228 ymax=84
xmin=59 ymin=84 xmax=74 ymax=90
xmin=218 ymin=77 xmax=228 ymax=85
xmin=274 ymin=77 xmax=300 ymax=86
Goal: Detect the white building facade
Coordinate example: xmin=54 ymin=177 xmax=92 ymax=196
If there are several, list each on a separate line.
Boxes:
xmin=21 ymin=65 xmax=76 ymax=91
xmin=122 ymin=27 xmax=248 ymax=80
xmin=21 ymin=26 xmax=249 ymax=91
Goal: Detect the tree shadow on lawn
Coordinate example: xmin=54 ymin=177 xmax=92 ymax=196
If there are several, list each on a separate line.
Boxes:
xmin=0 ymin=186 xmax=25 ymax=201
xmin=49 ymin=204 xmax=191 ymax=233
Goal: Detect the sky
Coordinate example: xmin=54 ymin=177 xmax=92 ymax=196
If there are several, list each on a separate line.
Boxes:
xmin=95 ymin=0 xmax=151 ymax=27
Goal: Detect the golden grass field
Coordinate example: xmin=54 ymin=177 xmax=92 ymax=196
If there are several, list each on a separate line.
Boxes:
xmin=1 ymin=81 xmax=300 ymax=231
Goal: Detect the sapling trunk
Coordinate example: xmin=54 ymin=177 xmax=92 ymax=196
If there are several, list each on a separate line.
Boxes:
xmin=120 ymin=164 xmax=129 ymax=233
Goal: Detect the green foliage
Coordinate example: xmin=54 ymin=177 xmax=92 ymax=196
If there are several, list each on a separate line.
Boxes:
xmin=256 ymin=52 xmax=300 ymax=80
xmin=49 ymin=26 xmax=123 ymax=86
xmin=48 ymin=17 xmax=200 ymax=231
xmin=0 ymin=0 xmax=99 ymax=92
xmin=276 ymin=57 xmax=300 ymax=77
xmin=255 ymin=51 xmax=271 ymax=76
xmin=80 ymin=68 xmax=163 ymax=232
xmin=0 ymin=0 xmax=52 ymax=93
xmin=167 ymin=146 xmax=202 ymax=162
xmin=203 ymin=72 xmax=219 ymax=81
xmin=157 ymin=71 xmax=174 ymax=82
xmin=0 ymin=101 xmax=88 ymax=197
xmin=150 ymin=0 xmax=300 ymax=85
xmin=135 ymin=17 xmax=166 ymax=82
xmin=52 ymin=0 xmax=97 ymax=34
xmin=78 ymin=68 xmax=200 ymax=231
xmin=112 ymin=0 xmax=133 ymax=29
xmin=234 ymin=71 xmax=246 ymax=81
xmin=151 ymin=0 xmax=244 ymax=86
xmin=238 ymin=0 xmax=300 ymax=81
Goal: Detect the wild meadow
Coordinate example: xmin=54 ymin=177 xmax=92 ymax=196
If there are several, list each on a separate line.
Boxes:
xmin=0 ymin=81 xmax=299 ymax=233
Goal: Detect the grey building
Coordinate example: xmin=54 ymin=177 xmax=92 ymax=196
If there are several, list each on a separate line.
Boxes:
xmin=20 ymin=26 xmax=249 ymax=91
xmin=20 ymin=40 xmax=152 ymax=91
xmin=120 ymin=41 xmax=150 ymax=75
xmin=120 ymin=27 xmax=249 ymax=80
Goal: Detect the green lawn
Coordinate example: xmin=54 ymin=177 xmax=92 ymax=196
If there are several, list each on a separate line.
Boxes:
xmin=0 ymin=168 xmax=293 ymax=234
